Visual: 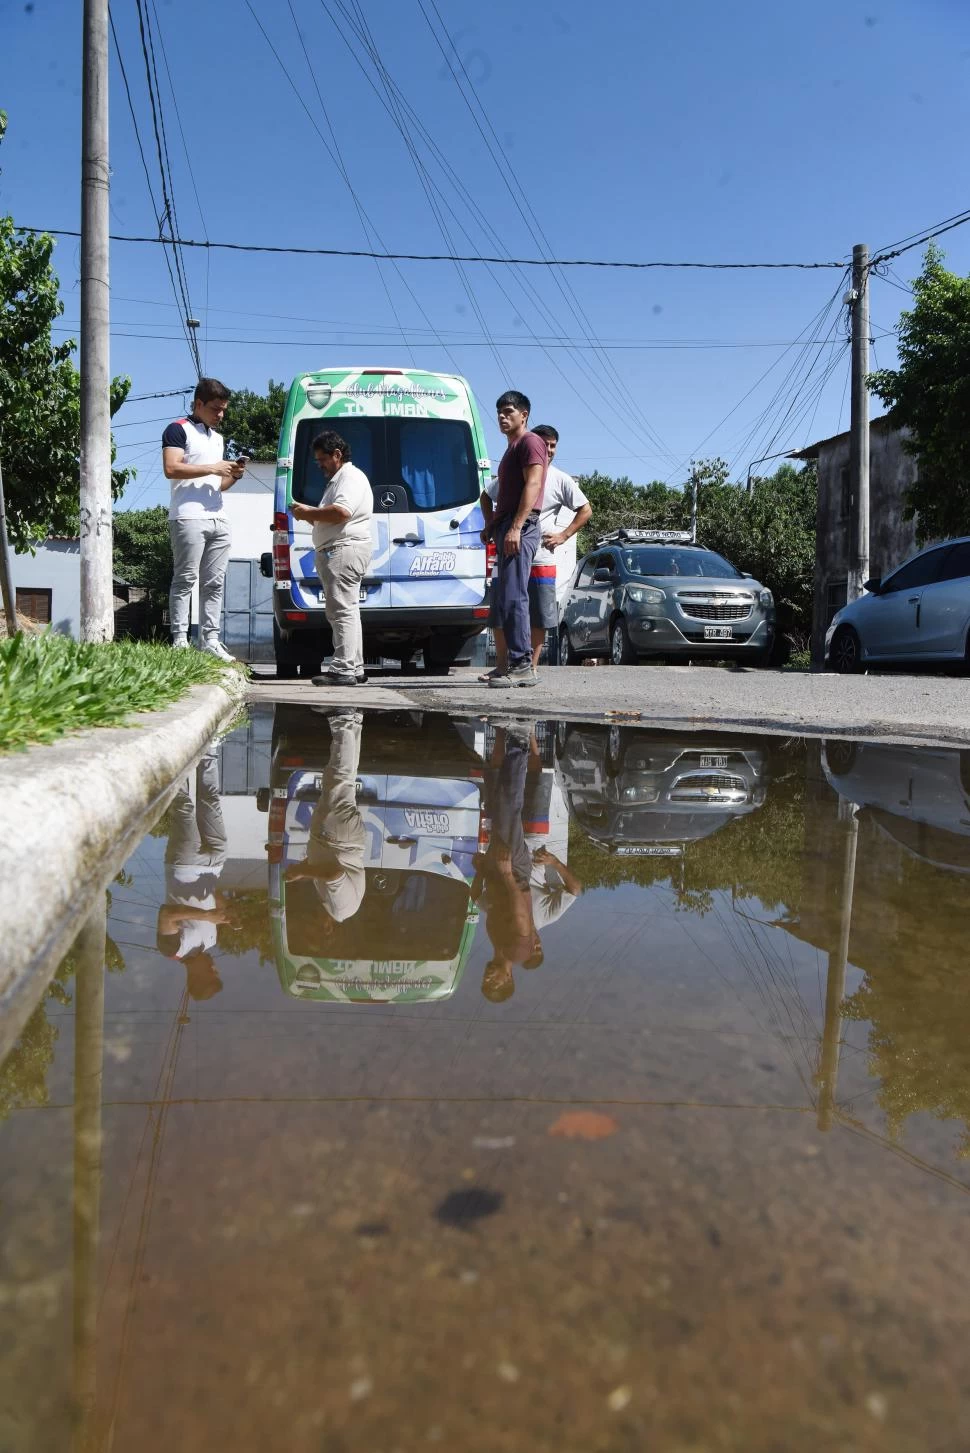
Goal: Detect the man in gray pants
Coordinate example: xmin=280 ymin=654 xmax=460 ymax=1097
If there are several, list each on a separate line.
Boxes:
xmin=162 ymin=378 xmax=244 ymax=660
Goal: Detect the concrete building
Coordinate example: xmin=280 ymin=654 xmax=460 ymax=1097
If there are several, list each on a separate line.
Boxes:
xmin=792 ymin=416 xmax=923 ymax=666
xmin=11 ymin=538 xmax=81 ymax=635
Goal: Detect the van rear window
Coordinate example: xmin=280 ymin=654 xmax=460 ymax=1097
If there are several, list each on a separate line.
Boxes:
xmin=285 ymin=870 xmax=470 ymax=958
xmin=292 ymin=418 xmax=478 ymax=512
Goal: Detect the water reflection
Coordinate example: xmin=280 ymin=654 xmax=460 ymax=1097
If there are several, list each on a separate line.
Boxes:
xmin=3 ymin=711 xmax=970 ymax=1451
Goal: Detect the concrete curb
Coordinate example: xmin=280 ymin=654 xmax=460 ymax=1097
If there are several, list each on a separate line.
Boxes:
xmin=0 ymin=670 xmax=246 ymax=1063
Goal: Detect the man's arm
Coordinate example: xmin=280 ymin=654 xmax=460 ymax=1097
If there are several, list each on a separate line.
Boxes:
xmin=543 ymin=500 xmax=592 ymax=550
xmin=291 ymin=501 xmax=352 ymax=527
xmin=162 ymin=448 xmax=241 ymax=487
xmin=532 ymin=846 xmax=584 ymax=896
xmin=480 ymin=488 xmax=495 ymax=543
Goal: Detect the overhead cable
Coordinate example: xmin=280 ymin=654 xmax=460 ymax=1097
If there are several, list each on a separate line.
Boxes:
xmin=17 ymin=225 xmax=847 ymax=270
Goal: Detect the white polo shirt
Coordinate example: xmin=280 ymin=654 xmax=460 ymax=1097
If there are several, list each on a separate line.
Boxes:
xmin=486 ymin=464 xmax=589 ymax=570
xmin=311 ymin=461 xmax=375 ymax=549
xmin=162 ymin=416 xmax=227 ymax=519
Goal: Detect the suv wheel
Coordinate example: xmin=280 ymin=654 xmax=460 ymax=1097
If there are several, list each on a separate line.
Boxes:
xmin=559 ymin=623 xmax=579 ymax=665
xmin=610 ymin=616 xmax=637 ymax=666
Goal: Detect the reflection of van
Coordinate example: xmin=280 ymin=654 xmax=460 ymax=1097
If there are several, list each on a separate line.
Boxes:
xmin=267 ymin=710 xmax=485 ymax=1002
xmin=555 ymin=724 xmax=766 ymax=855
xmin=266 ymin=367 xmax=492 ymax=677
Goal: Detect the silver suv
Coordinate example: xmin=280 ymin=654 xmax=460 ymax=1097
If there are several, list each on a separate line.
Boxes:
xmin=559 ymin=529 xmax=775 ymax=666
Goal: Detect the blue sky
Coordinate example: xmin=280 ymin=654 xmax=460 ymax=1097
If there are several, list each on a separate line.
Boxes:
xmin=2 ymin=0 xmax=969 ymax=511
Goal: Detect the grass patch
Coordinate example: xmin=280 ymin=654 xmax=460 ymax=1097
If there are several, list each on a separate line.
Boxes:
xmin=0 ymin=634 xmax=243 ymax=753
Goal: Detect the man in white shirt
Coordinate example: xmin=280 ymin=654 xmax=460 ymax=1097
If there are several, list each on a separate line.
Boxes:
xmin=291 ymin=431 xmax=374 ymax=687
xmin=162 ymin=377 xmax=245 ymax=660
xmin=480 ymin=424 xmax=591 ymax=678
xmin=156 ymin=751 xmax=233 ymax=1002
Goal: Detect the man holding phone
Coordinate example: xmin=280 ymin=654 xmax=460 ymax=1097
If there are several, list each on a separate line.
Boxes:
xmin=162 ymin=377 xmax=245 ymax=659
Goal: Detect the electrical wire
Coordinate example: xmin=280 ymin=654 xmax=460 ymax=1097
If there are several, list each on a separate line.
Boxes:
xmin=17 ymin=224 xmax=847 ymax=270
xmin=870 ymin=205 xmax=970 ymax=265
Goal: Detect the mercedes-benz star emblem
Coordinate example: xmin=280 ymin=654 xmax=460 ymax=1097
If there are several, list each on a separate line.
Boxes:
xmin=380 ymin=490 xmax=396 ymax=508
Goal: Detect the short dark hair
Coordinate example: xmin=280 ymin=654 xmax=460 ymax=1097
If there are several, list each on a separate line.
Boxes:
xmin=194 ymin=377 xmax=230 ymax=404
xmin=312 ymin=430 xmax=351 ymax=460
xmin=532 ymin=424 xmax=558 ymax=444
xmin=496 ymin=389 xmax=530 ymax=417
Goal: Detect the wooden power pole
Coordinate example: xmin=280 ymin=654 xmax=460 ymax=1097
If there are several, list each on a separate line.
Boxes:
xmin=79 ymin=0 xmax=114 ymax=641
xmin=847 ymin=243 xmax=870 ymax=602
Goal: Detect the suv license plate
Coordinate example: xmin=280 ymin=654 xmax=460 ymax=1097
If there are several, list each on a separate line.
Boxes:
xmin=704 ymin=625 xmax=734 ymax=640
xmin=700 ymin=754 xmax=728 ymax=769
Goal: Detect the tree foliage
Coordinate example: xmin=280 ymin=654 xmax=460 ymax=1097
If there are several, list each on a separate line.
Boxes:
xmin=868 ymin=244 xmax=970 ymax=543
xmin=221 ymin=378 xmax=287 ymax=460
xmin=113 ymin=505 xmax=172 ymax=597
xmin=575 ymin=458 xmax=817 ymax=640
xmin=0 ymin=112 xmax=132 ymax=550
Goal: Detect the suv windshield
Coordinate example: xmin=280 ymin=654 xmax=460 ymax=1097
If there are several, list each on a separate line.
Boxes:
xmin=621 ymin=546 xmax=742 ymax=579
xmin=293 ymin=417 xmax=478 ymax=512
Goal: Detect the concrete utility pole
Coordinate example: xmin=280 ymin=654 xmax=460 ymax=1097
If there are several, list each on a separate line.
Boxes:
xmin=847 ymin=243 xmax=870 ymax=602
xmin=79 ymin=0 xmax=114 ymax=641
xmin=0 ymin=455 xmax=17 ymax=637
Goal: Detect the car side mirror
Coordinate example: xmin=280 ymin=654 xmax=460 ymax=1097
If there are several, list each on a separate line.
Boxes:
xmin=863 ymin=576 xmax=881 ymax=593
xmin=592 ymin=567 xmax=614 ymax=584
xmin=259 ymin=551 xmax=273 ymax=579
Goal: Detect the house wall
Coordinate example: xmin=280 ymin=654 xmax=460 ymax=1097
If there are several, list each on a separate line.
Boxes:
xmin=11 ymin=539 xmax=81 ymax=636
xmin=811 ymin=426 xmax=921 ymax=666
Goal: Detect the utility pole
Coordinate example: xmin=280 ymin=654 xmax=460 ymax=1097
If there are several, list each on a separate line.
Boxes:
xmin=847 ymin=243 xmax=870 ymax=602
xmin=0 ymin=454 xmax=17 ymax=637
xmin=79 ymin=0 xmax=114 ymax=641
xmin=689 ymin=460 xmax=699 ymax=542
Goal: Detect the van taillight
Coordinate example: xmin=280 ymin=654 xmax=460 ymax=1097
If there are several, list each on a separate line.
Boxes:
xmin=273 ymin=512 xmax=291 ymax=582
xmin=485 ymin=540 xmax=497 ymax=580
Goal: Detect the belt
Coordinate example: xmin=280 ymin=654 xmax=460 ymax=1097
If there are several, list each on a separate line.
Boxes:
xmin=498 ymin=510 xmax=540 ymax=524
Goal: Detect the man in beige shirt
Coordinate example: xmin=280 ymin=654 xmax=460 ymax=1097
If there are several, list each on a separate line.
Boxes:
xmin=291 ymin=430 xmax=374 ymax=687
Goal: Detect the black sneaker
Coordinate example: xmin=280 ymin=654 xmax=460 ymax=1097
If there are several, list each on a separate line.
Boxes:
xmin=311 ymin=670 xmax=358 ymax=687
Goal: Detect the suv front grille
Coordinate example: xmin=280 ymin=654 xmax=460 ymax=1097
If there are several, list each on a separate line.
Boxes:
xmin=679 ymin=602 xmax=751 ymax=622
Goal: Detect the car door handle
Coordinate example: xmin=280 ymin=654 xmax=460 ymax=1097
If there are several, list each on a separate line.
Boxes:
xmin=907 ymin=595 xmax=920 ymax=604
xmin=392 ymin=535 xmax=420 ymax=545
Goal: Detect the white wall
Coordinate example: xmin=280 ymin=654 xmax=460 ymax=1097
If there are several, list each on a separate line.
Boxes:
xmin=11 ymin=539 xmax=81 ymax=636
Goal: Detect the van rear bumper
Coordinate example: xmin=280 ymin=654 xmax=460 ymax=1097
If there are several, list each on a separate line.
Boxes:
xmin=274 ymin=598 xmax=489 ymax=642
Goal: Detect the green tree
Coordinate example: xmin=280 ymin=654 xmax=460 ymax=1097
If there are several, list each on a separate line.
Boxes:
xmin=868 ymin=244 xmax=970 ymax=542
xmin=221 ymin=378 xmax=287 ymax=460
xmin=113 ymin=505 xmax=172 ymax=597
xmin=0 ymin=112 xmax=132 ymax=550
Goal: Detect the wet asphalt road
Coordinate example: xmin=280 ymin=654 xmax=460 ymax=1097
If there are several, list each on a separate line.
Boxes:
xmin=248 ymin=662 xmax=970 ymax=747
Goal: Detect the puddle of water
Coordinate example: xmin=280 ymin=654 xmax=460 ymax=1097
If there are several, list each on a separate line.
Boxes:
xmin=2 ymin=707 xmax=970 ymax=1451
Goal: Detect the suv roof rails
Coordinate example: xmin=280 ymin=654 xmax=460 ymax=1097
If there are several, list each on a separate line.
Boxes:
xmin=595 ymin=528 xmax=698 ymax=546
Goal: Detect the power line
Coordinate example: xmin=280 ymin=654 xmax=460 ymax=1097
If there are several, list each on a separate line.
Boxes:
xmin=870 ymin=205 xmax=970 ymax=265
xmin=18 ymin=224 xmax=847 ymax=270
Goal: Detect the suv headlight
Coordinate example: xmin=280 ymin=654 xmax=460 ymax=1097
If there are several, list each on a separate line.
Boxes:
xmin=758 ymin=589 xmax=773 ymax=608
xmin=627 ymin=585 xmax=665 ymax=606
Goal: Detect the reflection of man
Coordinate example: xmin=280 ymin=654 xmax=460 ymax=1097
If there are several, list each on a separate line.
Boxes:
xmin=481 ymin=423 xmax=591 ymax=678
xmin=530 ymin=846 xmax=583 ymax=929
xmin=156 ymin=752 xmax=232 ymax=1001
xmin=471 ymin=722 xmax=543 ymax=1001
xmin=284 ymin=710 xmax=366 ymax=938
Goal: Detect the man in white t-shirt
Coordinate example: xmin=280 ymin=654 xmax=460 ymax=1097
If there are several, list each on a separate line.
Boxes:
xmin=291 ymin=430 xmax=374 ymax=687
xmin=156 ymin=752 xmax=233 ymax=1002
xmin=480 ymin=424 xmax=592 ymax=678
xmin=162 ymin=377 xmax=245 ymax=660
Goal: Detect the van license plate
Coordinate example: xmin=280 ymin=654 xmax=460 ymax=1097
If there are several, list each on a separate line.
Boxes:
xmin=359 ymin=588 xmax=367 ymax=603
xmin=704 ymin=625 xmax=734 ymax=640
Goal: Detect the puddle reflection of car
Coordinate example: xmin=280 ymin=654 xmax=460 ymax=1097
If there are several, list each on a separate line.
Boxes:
xmin=555 ymin=723 xmax=767 ymax=855
xmin=263 ymin=710 xmax=485 ymax=1001
xmin=822 ymin=740 xmax=970 ymax=874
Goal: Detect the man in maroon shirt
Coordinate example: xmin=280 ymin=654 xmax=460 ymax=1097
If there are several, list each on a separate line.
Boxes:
xmin=487 ymin=390 xmax=549 ymax=688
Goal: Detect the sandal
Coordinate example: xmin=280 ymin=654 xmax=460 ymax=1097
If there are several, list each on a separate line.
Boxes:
xmin=478 ymin=667 xmax=506 ymax=682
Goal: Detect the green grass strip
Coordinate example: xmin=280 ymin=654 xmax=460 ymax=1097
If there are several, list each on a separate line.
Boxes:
xmin=0 ymin=634 xmax=243 ymax=753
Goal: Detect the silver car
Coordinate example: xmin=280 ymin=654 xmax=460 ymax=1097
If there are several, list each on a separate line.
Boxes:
xmin=559 ymin=529 xmax=775 ymax=666
xmin=826 ymin=537 xmax=970 ymax=673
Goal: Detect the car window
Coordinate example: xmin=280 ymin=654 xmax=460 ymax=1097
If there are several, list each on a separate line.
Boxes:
xmin=881 ymin=547 xmax=950 ymax=593
xmin=935 ymin=541 xmax=970 ymax=584
xmin=576 ymin=557 xmax=598 ymax=587
xmin=621 ymin=546 xmax=741 ymax=579
xmin=596 ymin=552 xmax=618 ymax=577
